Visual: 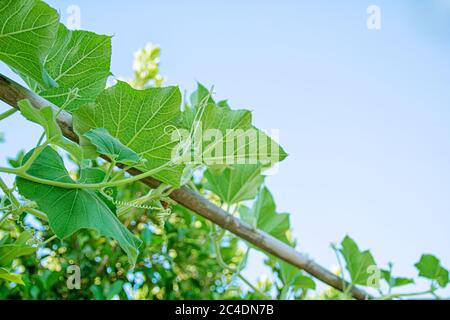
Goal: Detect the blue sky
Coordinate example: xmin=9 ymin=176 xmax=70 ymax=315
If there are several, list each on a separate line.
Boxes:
xmin=1 ymin=0 xmax=449 ymax=294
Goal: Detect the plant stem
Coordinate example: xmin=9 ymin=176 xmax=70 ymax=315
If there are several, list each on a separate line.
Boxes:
xmin=19 ymin=138 xmax=52 ymax=173
xmin=331 ymin=243 xmax=348 ymax=295
xmin=25 ymin=207 xmax=48 ymax=221
xmin=279 ymin=284 xmax=291 ymax=300
xmin=0 ymin=160 xmax=173 ymax=190
xmin=213 ymin=232 xmax=269 ymax=300
xmin=237 ymin=274 xmax=269 ymax=300
xmin=103 ymin=160 xmax=116 ymax=182
xmin=42 ymin=234 xmax=57 ymax=245
xmin=0 ymin=176 xmax=48 ymax=223
xmin=0 ymin=176 xmax=19 ymax=207
xmin=0 ymin=107 xmax=17 ymax=121
xmin=117 ymin=190 xmax=159 ymax=217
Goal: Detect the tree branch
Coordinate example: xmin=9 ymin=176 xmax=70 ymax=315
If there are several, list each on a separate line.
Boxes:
xmin=0 ymin=73 xmax=370 ymax=300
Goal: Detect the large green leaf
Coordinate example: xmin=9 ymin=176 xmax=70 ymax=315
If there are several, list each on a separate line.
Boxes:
xmin=0 ymin=0 xmax=59 ymax=87
xmin=180 ymin=83 xmax=287 ymax=169
xmin=415 ymin=254 xmax=449 ymax=288
xmin=84 ymin=128 xmax=140 ymax=165
xmin=339 ymin=236 xmax=377 ymax=286
xmin=73 ymin=81 xmax=183 ymax=186
xmin=204 ymin=164 xmax=265 ymax=204
xmin=16 ymin=147 xmax=142 ymax=264
xmin=240 ymin=187 xmax=290 ymax=244
xmin=24 ymin=24 xmax=112 ymax=112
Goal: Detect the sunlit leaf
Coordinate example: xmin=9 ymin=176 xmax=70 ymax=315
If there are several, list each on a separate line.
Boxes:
xmin=240 ymin=187 xmax=290 ymax=244
xmin=21 ymin=24 xmax=112 ymax=112
xmin=415 ymin=254 xmax=449 ymax=288
xmin=73 ymin=81 xmax=183 ymax=186
xmin=339 ymin=236 xmax=377 ymax=286
xmin=0 ymin=0 xmax=59 ymax=87
xmin=180 ymin=83 xmax=287 ymax=169
xmin=204 ymin=164 xmax=265 ymax=204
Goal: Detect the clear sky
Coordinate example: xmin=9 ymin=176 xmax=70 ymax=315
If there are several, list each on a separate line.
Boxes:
xmin=1 ymin=0 xmax=449 ymax=294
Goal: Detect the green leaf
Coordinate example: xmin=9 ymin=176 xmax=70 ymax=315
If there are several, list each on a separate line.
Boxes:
xmin=339 ymin=236 xmax=377 ymax=286
xmin=415 ymin=254 xmax=449 ymax=288
xmin=7 ymin=150 xmax=25 ymax=168
xmin=240 ymin=187 xmax=290 ymax=244
xmin=78 ymin=167 xmax=118 ymax=213
xmin=204 ymin=164 xmax=265 ymax=204
xmin=0 ymin=268 xmax=24 ymax=285
xmin=381 ymin=269 xmax=414 ymax=288
xmin=279 ymin=260 xmax=316 ymax=290
xmin=24 ymin=24 xmax=112 ymax=112
xmin=181 ymin=84 xmax=287 ymax=169
xmin=0 ymin=231 xmax=36 ymax=266
xmin=0 ymin=0 xmax=59 ymax=87
xmin=16 ymin=147 xmax=142 ymax=264
xmin=79 ymin=167 xmax=107 ymax=184
xmin=105 ymin=280 xmax=124 ymax=299
xmin=73 ymin=81 xmax=183 ymax=186
xmin=84 ymin=128 xmax=140 ymax=165
xmin=18 ymin=100 xmax=60 ymax=140
xmin=17 ymin=99 xmax=82 ymax=160
xmin=190 ymin=82 xmax=215 ymax=107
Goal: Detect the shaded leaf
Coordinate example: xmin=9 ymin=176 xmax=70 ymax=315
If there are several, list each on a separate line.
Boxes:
xmin=78 ymin=167 xmax=117 ymax=213
xmin=17 ymin=99 xmax=82 ymax=160
xmin=84 ymin=128 xmax=140 ymax=164
xmin=16 ymin=147 xmax=142 ymax=264
xmin=18 ymin=100 xmax=60 ymax=140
